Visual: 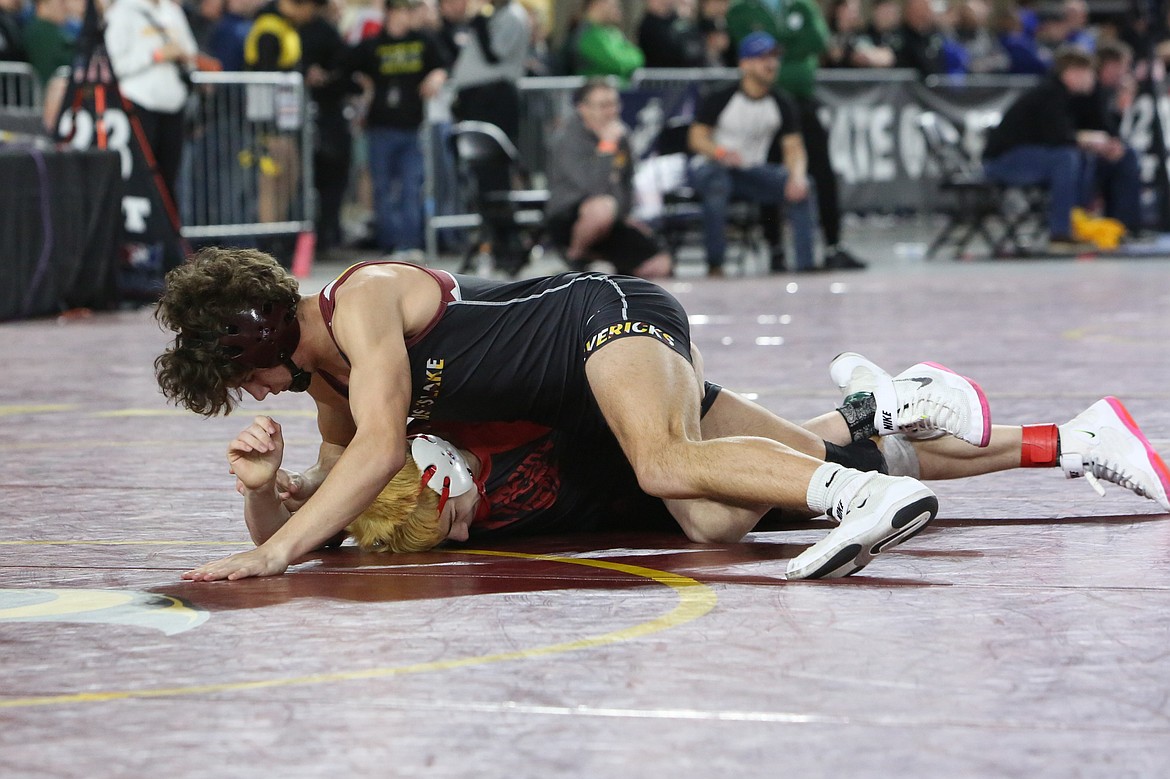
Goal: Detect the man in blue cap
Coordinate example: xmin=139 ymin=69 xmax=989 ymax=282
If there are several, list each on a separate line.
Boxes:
xmin=727 ymin=0 xmax=867 ymax=271
xmin=687 ymin=31 xmax=820 ymax=275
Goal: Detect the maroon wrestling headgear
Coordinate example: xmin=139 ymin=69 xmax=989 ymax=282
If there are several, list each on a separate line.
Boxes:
xmin=217 ymin=302 xmax=300 ymax=369
xmin=200 ymin=302 xmax=311 ymax=392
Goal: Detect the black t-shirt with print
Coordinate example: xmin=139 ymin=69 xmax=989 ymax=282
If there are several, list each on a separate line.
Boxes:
xmin=345 ymin=30 xmax=445 ymax=129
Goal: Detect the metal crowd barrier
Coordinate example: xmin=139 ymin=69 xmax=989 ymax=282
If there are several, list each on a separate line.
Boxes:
xmin=0 ymin=62 xmax=44 ymax=136
xmin=180 ymin=71 xmax=314 ymax=240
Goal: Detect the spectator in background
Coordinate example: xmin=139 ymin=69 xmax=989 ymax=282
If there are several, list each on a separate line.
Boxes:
xmin=867 ymin=0 xmax=901 ymax=51
xmin=62 ymin=0 xmax=83 ymax=40
xmin=1070 ymin=39 xmax=1141 ymax=232
xmin=434 ymin=0 xmax=468 ymax=65
xmin=208 ymin=0 xmax=259 ymax=71
xmin=1063 ymin=0 xmax=1095 ymax=51
xmin=105 ymin=0 xmax=199 ymax=203
xmin=894 ymin=0 xmax=947 ymax=76
xmin=429 ymin=0 xmax=468 ymax=251
xmin=688 ymin=32 xmax=818 ymax=275
xmin=982 ymin=46 xmax=1114 ymax=252
xmin=447 ymin=0 xmax=528 ymax=263
xmin=825 ymin=0 xmax=895 ymax=68
xmin=300 ymin=0 xmax=354 ymax=255
xmin=521 ymin=0 xmax=554 ymax=76
xmin=996 ymin=5 xmax=1050 ymax=74
xmin=344 ymin=0 xmax=446 ymax=258
xmin=185 ymin=0 xmax=224 ymax=50
xmin=638 ymin=0 xmax=706 ymax=69
xmin=566 ymin=0 xmax=644 ymax=81
xmin=0 ymin=0 xmax=28 ymax=64
xmin=23 ymin=0 xmax=73 ymax=84
xmin=697 ymin=0 xmax=733 ymax=67
xmin=244 ymin=0 xmax=323 ymax=263
xmin=944 ymin=0 xmax=1008 ymax=75
xmin=346 ymin=0 xmax=385 ymax=42
xmin=449 ymin=0 xmax=528 ymax=143
xmin=545 ymin=79 xmax=672 ymax=278
xmin=727 ymin=0 xmax=867 ymax=270
xmin=410 ymin=0 xmax=437 ymax=31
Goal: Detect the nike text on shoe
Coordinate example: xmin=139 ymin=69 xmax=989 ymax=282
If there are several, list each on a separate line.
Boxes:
xmin=829 ymin=353 xmax=992 ymax=446
xmin=786 ymin=474 xmax=939 ymax=580
xmin=1059 ymin=397 xmax=1170 ymax=511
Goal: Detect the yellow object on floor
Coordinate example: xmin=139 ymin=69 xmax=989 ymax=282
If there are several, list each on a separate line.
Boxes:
xmin=1072 ymin=207 xmax=1126 ymax=250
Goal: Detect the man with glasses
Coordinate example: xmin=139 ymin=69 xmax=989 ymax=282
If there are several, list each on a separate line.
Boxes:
xmin=545 ymin=78 xmax=673 ymax=278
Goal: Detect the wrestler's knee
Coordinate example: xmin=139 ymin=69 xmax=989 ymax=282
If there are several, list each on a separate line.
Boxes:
xmin=626 ymin=441 xmax=702 ymax=500
xmin=579 ymin=195 xmax=619 ymax=226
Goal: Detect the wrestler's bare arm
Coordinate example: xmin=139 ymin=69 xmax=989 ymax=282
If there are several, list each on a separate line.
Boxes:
xmin=184 ymin=273 xmax=416 ymax=580
xmin=272 ymin=381 xmax=356 ymax=510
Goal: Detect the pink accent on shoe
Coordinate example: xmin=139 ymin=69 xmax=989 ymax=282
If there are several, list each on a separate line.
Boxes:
xmin=921 ymin=361 xmax=993 ymax=447
xmin=1104 ymin=396 xmax=1170 ymax=497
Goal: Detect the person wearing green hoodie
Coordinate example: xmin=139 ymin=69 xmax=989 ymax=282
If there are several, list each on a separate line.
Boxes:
xmin=567 ymin=0 xmax=644 ymax=81
xmin=726 ymin=0 xmax=867 ymax=270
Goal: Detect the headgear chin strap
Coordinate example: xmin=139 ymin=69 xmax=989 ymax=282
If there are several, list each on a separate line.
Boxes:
xmin=409 ymin=434 xmax=480 ymax=517
xmin=209 ymin=302 xmax=311 ymax=391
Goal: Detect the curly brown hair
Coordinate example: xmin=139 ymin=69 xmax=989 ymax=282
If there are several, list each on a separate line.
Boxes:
xmin=154 ymin=247 xmax=300 ymax=417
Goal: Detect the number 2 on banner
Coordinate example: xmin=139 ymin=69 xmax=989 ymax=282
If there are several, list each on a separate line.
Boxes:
xmin=58 ymin=107 xmax=133 ymax=180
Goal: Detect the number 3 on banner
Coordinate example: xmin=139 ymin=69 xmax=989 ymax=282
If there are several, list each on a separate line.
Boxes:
xmin=58 ymin=107 xmax=133 ymax=180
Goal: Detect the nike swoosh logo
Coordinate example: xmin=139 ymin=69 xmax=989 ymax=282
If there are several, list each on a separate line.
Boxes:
xmin=825 ymin=470 xmax=839 ymax=489
xmin=855 ymin=497 xmax=867 ymax=509
xmin=906 ymin=377 xmax=933 ymax=388
xmin=1077 ymin=429 xmax=1097 ymax=438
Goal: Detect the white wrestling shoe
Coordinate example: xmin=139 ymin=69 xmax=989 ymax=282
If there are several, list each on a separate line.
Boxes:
xmin=1059 ymin=397 xmax=1170 ymax=511
xmin=786 ymin=474 xmax=938 ymax=580
xmin=830 ymin=352 xmax=992 ymax=447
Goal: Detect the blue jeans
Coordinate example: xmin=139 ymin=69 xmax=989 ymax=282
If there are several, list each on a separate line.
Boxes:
xmin=983 ymin=145 xmax=1081 ymax=238
xmin=1080 ymin=146 xmax=1142 ymax=232
xmin=688 ymin=161 xmax=817 ymax=270
xmin=367 ymin=126 xmax=424 ymax=251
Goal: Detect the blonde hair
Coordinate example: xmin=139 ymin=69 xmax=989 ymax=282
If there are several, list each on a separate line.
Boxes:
xmin=347 ymin=455 xmax=444 ymax=552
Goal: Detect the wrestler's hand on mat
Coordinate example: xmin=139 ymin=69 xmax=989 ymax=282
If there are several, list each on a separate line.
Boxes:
xmin=228 ymin=416 xmax=285 ymax=492
xmin=182 ymin=546 xmax=289 ymax=581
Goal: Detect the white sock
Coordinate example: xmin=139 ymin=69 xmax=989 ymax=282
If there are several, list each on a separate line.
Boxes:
xmin=806 ymin=462 xmax=871 ymax=519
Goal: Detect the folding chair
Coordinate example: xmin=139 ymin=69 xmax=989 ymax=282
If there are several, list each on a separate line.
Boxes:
xmin=449 ymin=120 xmax=549 ymax=276
xmin=918 ymin=112 xmax=1047 ymax=259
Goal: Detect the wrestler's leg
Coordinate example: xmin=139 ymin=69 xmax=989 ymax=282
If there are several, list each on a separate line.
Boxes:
xmin=585 ymin=336 xmax=824 ymax=538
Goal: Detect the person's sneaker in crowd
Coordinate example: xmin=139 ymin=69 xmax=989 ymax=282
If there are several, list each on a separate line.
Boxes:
xmin=786 ymin=473 xmax=938 ymax=580
xmin=707 ymin=265 xmax=726 ymax=278
xmin=824 ymin=246 xmax=867 ymax=270
xmin=830 ymin=352 xmax=992 ymax=446
xmin=1059 ymin=397 xmax=1170 ymax=511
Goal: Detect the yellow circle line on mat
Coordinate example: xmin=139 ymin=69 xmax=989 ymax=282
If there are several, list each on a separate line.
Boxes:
xmin=0 ymin=549 xmax=717 ymax=709
xmin=0 ymin=404 xmax=78 ymax=416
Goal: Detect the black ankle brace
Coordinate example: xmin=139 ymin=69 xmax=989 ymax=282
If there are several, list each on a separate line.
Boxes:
xmin=837 ymin=392 xmax=878 ymax=442
xmin=824 ymin=438 xmax=888 ymax=474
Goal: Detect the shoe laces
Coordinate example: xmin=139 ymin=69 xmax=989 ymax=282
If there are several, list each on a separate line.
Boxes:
xmin=896 ymin=389 xmax=965 ymax=434
xmin=1062 ymin=452 xmax=1152 ymax=500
